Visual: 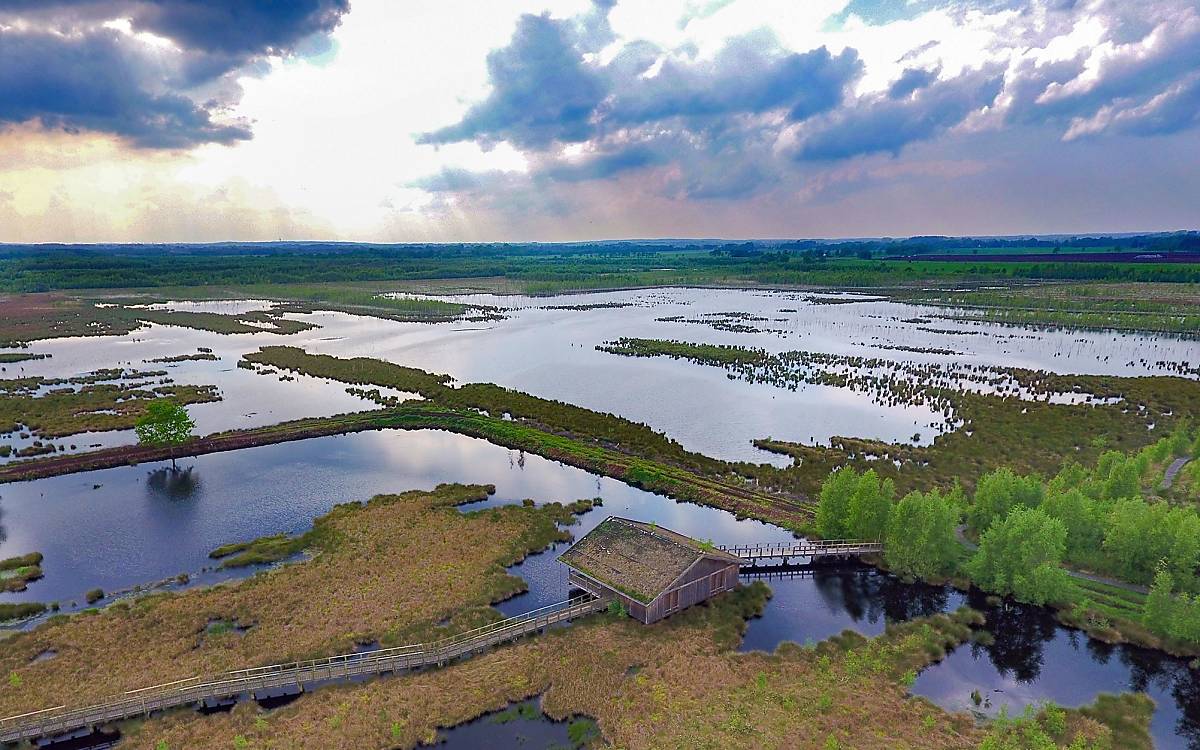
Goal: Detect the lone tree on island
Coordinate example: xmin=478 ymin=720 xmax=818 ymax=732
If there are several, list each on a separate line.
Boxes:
xmin=135 ymin=399 xmax=196 ymax=469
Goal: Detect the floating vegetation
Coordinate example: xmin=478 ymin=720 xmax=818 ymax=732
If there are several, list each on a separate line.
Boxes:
xmin=656 ymin=311 xmax=787 ymax=334
xmin=0 ymin=352 xmax=50 ymax=363
xmin=12 ymin=442 xmax=56 ymax=458
xmin=541 ymin=301 xmax=635 ymax=311
xmin=864 ymin=343 xmax=964 ymax=356
xmin=209 ymin=533 xmax=308 ymax=569
xmin=916 ymin=326 xmax=983 ymax=336
xmin=133 ymin=308 xmax=318 ymax=336
xmin=897 ymin=282 xmax=1200 ymax=336
xmin=0 ymin=374 xmax=220 ymax=439
xmin=279 ymin=286 xmax=490 ymax=322
xmin=144 ymin=352 xmax=220 ymax=364
xmin=598 ymin=337 xmax=1200 ymax=495
xmin=597 ymin=337 xmax=1096 ymax=417
xmin=0 ymin=552 xmax=44 ymax=592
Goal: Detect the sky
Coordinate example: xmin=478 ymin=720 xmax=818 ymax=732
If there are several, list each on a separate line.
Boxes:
xmin=1 ymin=0 xmax=1198 ymax=243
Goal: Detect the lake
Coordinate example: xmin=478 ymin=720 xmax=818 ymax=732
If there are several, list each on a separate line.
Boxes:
xmin=4 ymin=288 xmax=1195 ymax=466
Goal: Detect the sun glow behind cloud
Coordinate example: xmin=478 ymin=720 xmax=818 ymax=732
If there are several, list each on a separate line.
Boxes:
xmin=1 ymin=0 xmax=1198 ymax=241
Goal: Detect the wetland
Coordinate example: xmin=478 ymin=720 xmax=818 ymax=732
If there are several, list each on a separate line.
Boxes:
xmin=0 ymin=279 xmax=1198 ymax=749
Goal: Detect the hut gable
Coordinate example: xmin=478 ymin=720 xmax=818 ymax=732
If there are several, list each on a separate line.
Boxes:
xmin=559 ymin=516 xmax=741 ymax=604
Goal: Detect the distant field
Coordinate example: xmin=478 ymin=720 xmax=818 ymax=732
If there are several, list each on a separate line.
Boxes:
xmin=3 ymin=244 xmax=1200 ymax=294
xmin=906 ymin=250 xmax=1200 ymax=263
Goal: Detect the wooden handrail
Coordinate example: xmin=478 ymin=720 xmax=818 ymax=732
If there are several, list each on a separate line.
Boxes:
xmin=718 ymin=539 xmax=884 ymax=560
xmin=0 ymin=594 xmax=607 ymax=744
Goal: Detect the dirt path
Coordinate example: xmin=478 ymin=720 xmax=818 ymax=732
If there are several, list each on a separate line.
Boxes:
xmin=1163 ymin=456 xmax=1191 ymax=489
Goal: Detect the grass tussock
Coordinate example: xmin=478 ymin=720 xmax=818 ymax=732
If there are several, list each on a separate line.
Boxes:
xmin=0 ymin=602 xmax=46 ymax=622
xmin=0 ymin=483 xmax=583 ymax=717
xmin=0 ymin=551 xmax=44 ymax=592
xmin=977 ymin=693 xmax=1154 ymax=750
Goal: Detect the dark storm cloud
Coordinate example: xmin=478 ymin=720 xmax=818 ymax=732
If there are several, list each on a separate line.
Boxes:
xmin=122 ymin=0 xmax=349 ymax=56
xmin=0 ymin=0 xmax=348 ymax=57
xmin=796 ymin=68 xmax=1004 ymax=161
xmin=0 ymin=0 xmax=349 ymax=147
xmin=0 ymin=28 xmax=251 ymax=148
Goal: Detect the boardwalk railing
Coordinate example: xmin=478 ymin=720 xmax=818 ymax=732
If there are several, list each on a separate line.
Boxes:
xmin=0 ymin=594 xmax=607 ymax=744
xmin=720 ymin=539 xmax=883 ymax=562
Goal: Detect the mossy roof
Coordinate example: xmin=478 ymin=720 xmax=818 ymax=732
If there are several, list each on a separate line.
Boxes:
xmin=558 ymin=517 xmax=741 ymax=603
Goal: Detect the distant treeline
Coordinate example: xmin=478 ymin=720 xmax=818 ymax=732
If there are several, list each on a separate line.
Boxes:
xmin=3 ymin=231 xmax=1198 ymax=259
xmin=1 ymin=233 xmax=1198 ymax=292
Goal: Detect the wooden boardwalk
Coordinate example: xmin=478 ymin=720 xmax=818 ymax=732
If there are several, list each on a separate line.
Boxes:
xmin=720 ymin=539 xmax=883 ymax=564
xmin=0 ymin=594 xmax=607 ymax=745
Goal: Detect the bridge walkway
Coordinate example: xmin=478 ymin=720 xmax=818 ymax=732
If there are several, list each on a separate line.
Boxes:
xmin=0 ymin=594 xmax=606 ymax=745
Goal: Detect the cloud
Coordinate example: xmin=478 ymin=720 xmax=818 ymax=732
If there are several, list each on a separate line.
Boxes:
xmin=539 ymin=145 xmax=666 ymax=182
xmin=795 ymin=67 xmax=1004 ymax=161
xmin=418 ymin=7 xmax=862 ymax=199
xmin=0 ymin=29 xmax=251 ymax=148
xmin=888 ymin=66 xmax=940 ymax=99
xmin=1064 ymin=72 xmax=1200 ymax=140
xmin=0 ymin=0 xmax=349 ymax=147
xmin=605 ymin=37 xmax=861 ymax=125
xmin=1001 ymin=0 xmax=1200 ymax=138
xmin=120 ymin=0 xmax=349 ymax=57
xmin=418 ymin=12 xmax=608 ymax=148
xmin=422 ymin=16 xmax=861 ymax=149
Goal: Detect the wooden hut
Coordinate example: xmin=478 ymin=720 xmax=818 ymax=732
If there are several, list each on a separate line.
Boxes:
xmin=559 ymin=516 xmax=743 ymax=624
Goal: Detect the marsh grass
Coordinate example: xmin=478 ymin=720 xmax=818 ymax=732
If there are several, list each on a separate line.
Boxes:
xmin=0 ymin=483 xmax=588 ymax=718
xmin=131 ymin=308 xmax=318 ymax=336
xmin=208 ymin=534 xmax=308 ymax=569
xmin=599 ymin=338 xmax=1200 ymax=495
xmin=0 ymin=294 xmax=139 ymax=347
xmin=977 ymin=694 xmax=1154 ymax=750
xmin=0 ymin=552 xmax=43 ymax=571
xmin=0 ymin=602 xmax=47 ymax=622
xmin=0 ymin=353 xmax=49 ymax=363
xmin=125 ymin=592 xmax=1147 ymax=750
xmin=0 ymin=552 xmax=44 ymax=592
xmin=899 ymin=282 xmax=1200 ymax=336
xmin=244 ymin=285 xmax=478 ymax=322
xmin=0 ymin=381 xmax=220 ymax=439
